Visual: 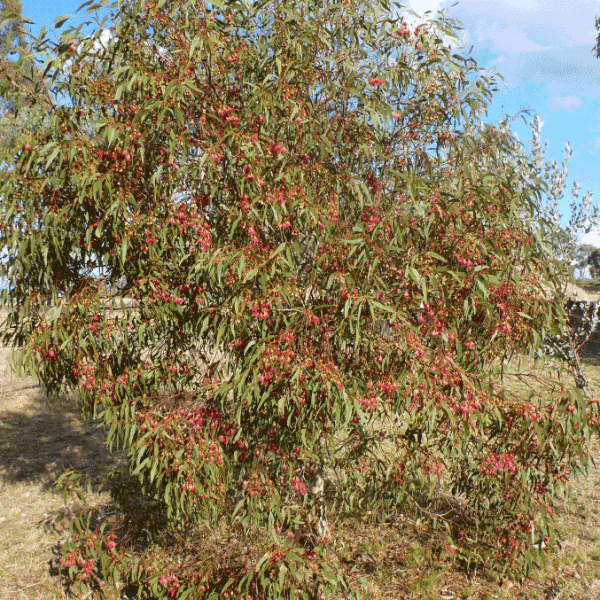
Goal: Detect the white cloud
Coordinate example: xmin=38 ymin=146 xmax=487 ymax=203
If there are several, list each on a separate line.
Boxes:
xmin=583 ymin=136 xmax=600 ymax=155
xmin=407 ymin=0 xmax=444 ymax=17
xmin=579 ymin=229 xmax=600 ymax=248
xmin=95 ymin=28 xmax=113 ymax=52
xmin=546 ymin=95 xmax=585 ymax=113
xmin=512 ymin=47 xmax=600 ymax=96
xmin=401 ymin=1 xmax=469 ymax=48
xmin=494 ymin=0 xmax=541 ymax=11
xmin=452 ymin=0 xmax=600 ymax=52
xmin=476 ymin=22 xmax=549 ymax=53
xmin=71 ymin=28 xmax=113 ymax=57
xmin=60 ymin=28 xmax=114 ymax=72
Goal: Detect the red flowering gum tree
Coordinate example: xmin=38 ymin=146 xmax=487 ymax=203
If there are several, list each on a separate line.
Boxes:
xmin=0 ymin=0 xmax=597 ymax=596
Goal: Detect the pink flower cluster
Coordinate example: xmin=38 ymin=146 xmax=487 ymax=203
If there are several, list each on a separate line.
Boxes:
xmin=270 ymin=142 xmax=288 ymax=157
xmin=478 ymin=452 xmax=518 ymax=476
xmin=291 ymin=476 xmax=308 ymax=495
xmin=251 ymin=300 xmax=271 ymax=320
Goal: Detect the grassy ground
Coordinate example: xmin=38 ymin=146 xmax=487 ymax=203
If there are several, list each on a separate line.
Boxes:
xmin=0 ymin=346 xmax=122 ymax=600
xmin=3 ymin=307 xmax=600 ymax=599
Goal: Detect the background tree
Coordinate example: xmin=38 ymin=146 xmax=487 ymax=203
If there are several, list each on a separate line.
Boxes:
xmin=0 ymin=0 xmax=27 ymax=58
xmin=1 ymin=1 xmax=597 ymax=598
xmin=0 ymin=0 xmax=26 ymax=138
xmin=523 ymin=113 xmax=600 ymax=383
xmin=0 ymin=0 xmax=47 ymax=149
xmin=526 ymin=115 xmax=599 ymax=277
xmin=586 ymin=249 xmax=600 ymax=279
xmin=572 ymin=243 xmax=597 ymax=278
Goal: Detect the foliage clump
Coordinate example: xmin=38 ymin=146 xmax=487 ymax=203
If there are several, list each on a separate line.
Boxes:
xmin=1 ymin=0 xmax=598 ymax=597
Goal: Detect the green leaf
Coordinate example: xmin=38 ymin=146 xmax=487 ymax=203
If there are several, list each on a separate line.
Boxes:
xmin=54 ymin=14 xmax=74 ymax=29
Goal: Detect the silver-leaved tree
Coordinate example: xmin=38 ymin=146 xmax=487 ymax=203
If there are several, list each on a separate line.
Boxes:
xmin=526 ymin=115 xmax=599 ymax=276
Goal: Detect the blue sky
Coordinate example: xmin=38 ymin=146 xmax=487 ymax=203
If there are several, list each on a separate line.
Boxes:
xmin=20 ymin=0 xmax=600 ymax=230
xmin=405 ymin=0 xmax=600 ymax=234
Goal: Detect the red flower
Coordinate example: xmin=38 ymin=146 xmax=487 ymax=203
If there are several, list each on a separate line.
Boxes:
xmin=368 ymin=77 xmax=384 ymax=86
xmin=270 ymin=142 xmax=288 ymax=157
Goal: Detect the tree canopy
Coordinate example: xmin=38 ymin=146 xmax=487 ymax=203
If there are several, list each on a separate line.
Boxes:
xmin=1 ymin=0 xmax=596 ymax=597
xmin=0 ymin=0 xmax=47 ymax=148
xmin=0 ymin=0 xmax=27 ymax=55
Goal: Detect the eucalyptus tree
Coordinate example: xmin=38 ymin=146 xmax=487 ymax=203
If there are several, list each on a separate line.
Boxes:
xmin=1 ymin=1 xmax=597 ymax=598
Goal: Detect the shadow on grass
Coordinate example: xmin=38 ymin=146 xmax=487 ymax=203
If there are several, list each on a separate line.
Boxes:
xmin=581 ymin=354 xmax=600 ymax=367
xmin=0 ymin=383 xmax=123 ymax=489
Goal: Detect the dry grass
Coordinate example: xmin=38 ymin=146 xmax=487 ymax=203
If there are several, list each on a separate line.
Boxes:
xmin=0 ymin=349 xmax=65 ymax=600
xmin=0 ymin=346 xmax=122 ymax=600
xmin=564 ymin=282 xmax=600 ymax=303
xmin=2 ymin=317 xmax=600 ymax=598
